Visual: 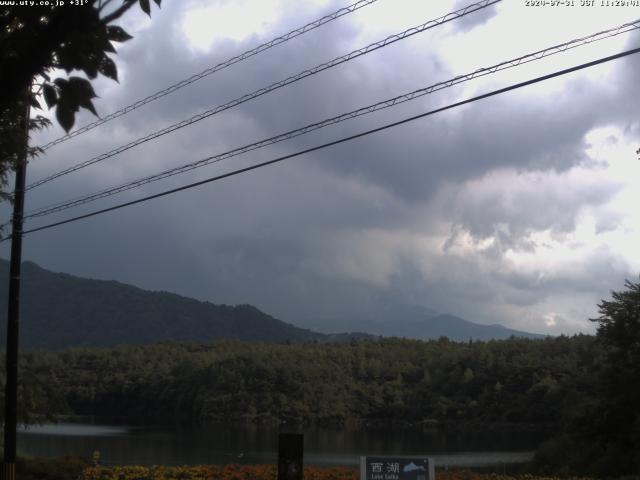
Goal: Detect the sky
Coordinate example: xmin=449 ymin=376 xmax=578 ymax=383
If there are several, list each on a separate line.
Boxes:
xmin=2 ymin=0 xmax=640 ymax=335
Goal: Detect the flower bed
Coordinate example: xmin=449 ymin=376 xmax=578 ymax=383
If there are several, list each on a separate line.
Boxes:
xmin=79 ymin=465 xmax=597 ymax=480
xmin=79 ymin=464 xmax=359 ymax=480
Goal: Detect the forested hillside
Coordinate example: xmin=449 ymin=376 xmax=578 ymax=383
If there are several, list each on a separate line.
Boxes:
xmin=0 ymin=261 xmax=327 ymax=348
xmin=8 ymin=336 xmax=597 ymax=427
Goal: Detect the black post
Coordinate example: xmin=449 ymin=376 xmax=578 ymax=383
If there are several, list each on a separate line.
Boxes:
xmin=277 ymin=433 xmax=303 ymax=480
xmin=2 ymin=96 xmax=30 ymax=480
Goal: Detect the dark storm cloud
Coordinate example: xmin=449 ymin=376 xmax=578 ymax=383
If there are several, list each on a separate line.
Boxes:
xmin=4 ymin=1 xmax=639 ymax=334
xmin=310 ymin=67 xmax=623 ymax=201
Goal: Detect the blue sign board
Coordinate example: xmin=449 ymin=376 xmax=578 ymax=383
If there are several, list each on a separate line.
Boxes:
xmin=360 ymin=456 xmax=434 ymax=480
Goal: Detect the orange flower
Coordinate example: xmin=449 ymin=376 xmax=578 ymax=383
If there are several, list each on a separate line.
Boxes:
xmin=79 ymin=464 xmax=597 ymax=480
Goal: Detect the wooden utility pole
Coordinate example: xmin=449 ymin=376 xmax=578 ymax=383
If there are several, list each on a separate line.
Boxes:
xmin=2 ymin=94 xmax=31 ymax=480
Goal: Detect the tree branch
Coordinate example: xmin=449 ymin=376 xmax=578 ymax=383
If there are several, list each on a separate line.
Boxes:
xmin=100 ymin=0 xmax=136 ymax=25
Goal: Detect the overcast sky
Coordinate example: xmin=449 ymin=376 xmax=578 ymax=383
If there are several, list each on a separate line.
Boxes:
xmin=2 ymin=0 xmax=640 ymax=335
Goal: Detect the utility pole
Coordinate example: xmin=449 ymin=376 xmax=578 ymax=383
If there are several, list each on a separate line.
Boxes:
xmin=2 ymin=93 xmax=31 ymax=480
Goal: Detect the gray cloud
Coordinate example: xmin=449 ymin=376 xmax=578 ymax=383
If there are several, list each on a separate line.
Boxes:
xmin=452 ymin=0 xmax=500 ymax=33
xmin=3 ymin=1 xmax=639 ymax=337
xmin=441 ymin=166 xmax=623 ymax=243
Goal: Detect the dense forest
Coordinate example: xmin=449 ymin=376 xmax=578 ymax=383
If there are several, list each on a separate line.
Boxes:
xmin=0 ymin=279 xmax=637 ymax=476
xmin=3 ymin=335 xmax=596 ymax=428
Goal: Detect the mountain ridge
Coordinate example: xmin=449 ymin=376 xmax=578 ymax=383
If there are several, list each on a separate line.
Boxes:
xmin=0 ymin=259 xmax=544 ymax=348
xmin=0 ymin=260 xmax=330 ymax=349
xmin=307 ymin=309 xmax=544 ymax=341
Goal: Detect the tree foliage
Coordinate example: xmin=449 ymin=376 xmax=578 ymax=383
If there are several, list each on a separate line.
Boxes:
xmin=0 ymin=103 xmax=50 ymax=204
xmin=590 ymin=278 xmax=640 ymax=474
xmin=4 ymin=335 xmax=598 ymax=429
xmin=533 ymin=278 xmax=640 ymax=476
xmin=0 ymin=0 xmax=161 ymax=199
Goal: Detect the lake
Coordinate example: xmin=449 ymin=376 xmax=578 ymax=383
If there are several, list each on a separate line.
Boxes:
xmin=17 ymin=420 xmax=546 ymax=469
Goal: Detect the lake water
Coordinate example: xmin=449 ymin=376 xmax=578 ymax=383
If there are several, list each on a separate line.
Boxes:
xmin=17 ymin=420 xmax=545 ymax=469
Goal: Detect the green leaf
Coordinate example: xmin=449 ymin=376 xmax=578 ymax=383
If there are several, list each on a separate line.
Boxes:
xmin=81 ymin=99 xmax=98 ymax=117
xmin=106 ymin=25 xmax=133 ymax=43
xmin=80 ymin=54 xmax=100 ymax=79
xmin=67 ymin=77 xmax=98 ymax=116
xmin=54 ymin=77 xmax=99 ymax=126
xmin=152 ymin=0 xmax=161 ymax=6
xmin=98 ymin=57 xmax=118 ymax=82
xmin=68 ymin=77 xmax=97 ymax=99
xmin=103 ymin=40 xmax=116 ymax=53
xmin=56 ymin=100 xmax=75 ymax=133
xmin=42 ymin=84 xmax=58 ymax=108
xmin=139 ymin=0 xmax=150 ymax=16
xmin=29 ymin=95 xmax=41 ymax=110
xmin=29 ymin=115 xmax=52 ymax=131
xmin=56 ymin=47 xmax=78 ymax=73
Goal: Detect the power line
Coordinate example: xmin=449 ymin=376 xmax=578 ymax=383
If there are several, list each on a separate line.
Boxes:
xmin=26 ymin=0 xmax=500 ymax=191
xmin=38 ymin=0 xmax=381 ymax=151
xmin=15 ymin=45 xmax=640 ymax=238
xmin=21 ymin=18 xmax=640 ymax=220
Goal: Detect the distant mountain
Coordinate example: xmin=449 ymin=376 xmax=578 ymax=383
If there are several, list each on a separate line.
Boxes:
xmin=0 ymin=260 xmax=543 ymax=349
xmin=410 ymin=313 xmax=545 ymax=340
xmin=0 ymin=260 xmax=346 ymax=349
xmin=308 ymin=305 xmax=545 ymax=341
